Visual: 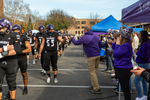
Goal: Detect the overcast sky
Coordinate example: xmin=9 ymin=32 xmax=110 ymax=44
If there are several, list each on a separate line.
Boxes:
xmin=23 ymin=0 xmax=139 ymax=20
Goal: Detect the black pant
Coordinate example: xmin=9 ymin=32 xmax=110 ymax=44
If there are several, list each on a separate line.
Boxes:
xmin=115 ymin=67 xmax=132 ymax=100
xmin=0 ymin=59 xmax=18 ymax=91
xmin=43 ymin=50 xmax=58 ymax=71
xmin=41 ymin=50 xmax=44 ymax=69
xmin=17 ymin=54 xmax=27 ymax=73
xmin=31 ymin=46 xmax=36 ymax=55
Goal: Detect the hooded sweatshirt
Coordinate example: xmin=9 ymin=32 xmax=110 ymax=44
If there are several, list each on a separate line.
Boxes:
xmin=136 ymin=40 xmax=150 ymax=63
xmin=71 ymin=30 xmax=101 ymax=58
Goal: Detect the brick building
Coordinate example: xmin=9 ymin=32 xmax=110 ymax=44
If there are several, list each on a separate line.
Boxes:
xmin=0 ymin=0 xmax=4 ymax=18
xmin=63 ymin=18 xmax=103 ymax=36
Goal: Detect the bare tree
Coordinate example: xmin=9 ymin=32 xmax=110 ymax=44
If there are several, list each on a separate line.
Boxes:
xmin=31 ymin=10 xmax=44 ymax=29
xmin=89 ymin=12 xmax=100 ymax=19
xmin=4 ymin=0 xmax=29 ymax=24
xmin=89 ymin=12 xmax=102 ymax=24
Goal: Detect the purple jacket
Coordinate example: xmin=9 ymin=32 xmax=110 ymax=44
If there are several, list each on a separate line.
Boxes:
xmin=112 ymin=42 xmax=116 ymax=50
xmin=136 ymin=40 xmax=150 ymax=63
xmin=113 ymin=42 xmax=133 ymax=69
xmin=71 ymin=30 xmax=101 ymax=58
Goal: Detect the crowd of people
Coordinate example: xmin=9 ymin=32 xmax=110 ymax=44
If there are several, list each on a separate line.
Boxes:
xmin=71 ymin=26 xmax=150 ymax=100
xmin=0 ymin=17 xmax=150 ymax=100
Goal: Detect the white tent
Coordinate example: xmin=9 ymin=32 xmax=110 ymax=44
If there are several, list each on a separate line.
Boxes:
xmin=32 ymin=30 xmax=39 ymax=34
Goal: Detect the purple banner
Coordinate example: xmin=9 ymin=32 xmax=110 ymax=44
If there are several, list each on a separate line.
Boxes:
xmin=122 ymin=0 xmax=150 ymax=23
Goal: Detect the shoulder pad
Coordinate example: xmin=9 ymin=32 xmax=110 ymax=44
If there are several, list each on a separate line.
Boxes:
xmin=9 ymin=32 xmax=18 ymax=36
xmin=10 ymin=32 xmax=20 ymax=39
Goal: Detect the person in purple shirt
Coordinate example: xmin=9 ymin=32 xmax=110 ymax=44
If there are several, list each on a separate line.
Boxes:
xmin=71 ymin=26 xmax=102 ymax=94
xmin=132 ymin=30 xmax=150 ymax=100
xmin=113 ymin=28 xmax=133 ymax=100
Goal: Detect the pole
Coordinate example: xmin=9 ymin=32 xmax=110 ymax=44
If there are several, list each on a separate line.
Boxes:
xmin=118 ymin=23 xmax=124 ymax=100
xmin=118 ymin=83 xmax=121 ymax=100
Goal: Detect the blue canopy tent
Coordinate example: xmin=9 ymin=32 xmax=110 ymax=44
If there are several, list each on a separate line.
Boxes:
xmin=92 ymin=15 xmax=143 ymax=33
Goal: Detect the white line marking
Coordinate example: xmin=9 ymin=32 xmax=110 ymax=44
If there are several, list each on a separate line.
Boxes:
xmin=27 ymin=69 xmax=105 ymax=71
xmin=2 ymin=84 xmax=115 ymax=88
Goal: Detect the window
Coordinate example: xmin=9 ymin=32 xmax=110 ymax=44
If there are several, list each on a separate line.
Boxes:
xmin=75 ymin=31 xmax=77 ymax=34
xmin=78 ymin=31 xmax=80 ymax=34
xmin=90 ymin=22 xmax=95 ymax=25
xmin=82 ymin=26 xmax=85 ymax=29
xmin=81 ymin=21 xmax=86 ymax=24
xmin=76 ymin=27 xmax=80 ymax=29
xmin=76 ymin=21 xmax=80 ymax=24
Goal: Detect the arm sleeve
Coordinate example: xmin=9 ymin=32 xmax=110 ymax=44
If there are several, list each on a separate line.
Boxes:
xmin=113 ymin=44 xmax=129 ymax=58
xmin=26 ymin=35 xmax=30 ymax=41
xmin=146 ymin=69 xmax=150 ymax=72
xmin=141 ymin=70 xmax=150 ymax=83
xmin=24 ymin=35 xmax=28 ymax=41
xmin=71 ymin=37 xmax=86 ymax=45
xmin=111 ymin=43 xmax=116 ymax=50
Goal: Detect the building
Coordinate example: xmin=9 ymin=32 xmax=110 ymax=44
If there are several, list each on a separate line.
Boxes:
xmin=124 ymin=23 xmax=150 ymax=32
xmin=63 ymin=18 xmax=103 ymax=36
xmin=128 ymin=23 xmax=150 ymax=32
xmin=0 ymin=0 xmax=4 ymax=18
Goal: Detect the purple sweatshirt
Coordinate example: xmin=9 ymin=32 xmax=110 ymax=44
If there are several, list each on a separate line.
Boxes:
xmin=113 ymin=42 xmax=133 ymax=69
xmin=71 ymin=30 xmax=101 ymax=58
xmin=136 ymin=40 xmax=150 ymax=63
xmin=112 ymin=42 xmax=116 ymax=50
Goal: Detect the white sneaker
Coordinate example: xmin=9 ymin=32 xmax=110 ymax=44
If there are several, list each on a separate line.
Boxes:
xmin=46 ymin=77 xmax=50 ymax=83
xmin=135 ymin=97 xmax=142 ymax=100
xmin=41 ymin=69 xmax=44 ymax=73
xmin=43 ymin=70 xmax=46 ymax=76
xmin=142 ymin=96 xmax=147 ymax=100
xmin=54 ymin=78 xmax=58 ymax=83
xmin=33 ymin=60 xmax=35 ymax=64
xmin=43 ymin=70 xmax=46 ymax=74
xmin=111 ymin=73 xmax=115 ymax=77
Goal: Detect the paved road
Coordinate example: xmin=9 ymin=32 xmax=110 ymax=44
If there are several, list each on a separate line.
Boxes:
xmin=2 ymin=44 xmax=137 ymax=100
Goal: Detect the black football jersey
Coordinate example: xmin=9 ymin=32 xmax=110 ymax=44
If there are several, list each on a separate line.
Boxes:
xmin=27 ymin=35 xmax=35 ymax=46
xmin=36 ymin=32 xmax=45 ymax=46
xmin=0 ymin=32 xmax=21 ymax=61
xmin=19 ymin=35 xmax=28 ymax=51
xmin=43 ymin=31 xmax=60 ymax=51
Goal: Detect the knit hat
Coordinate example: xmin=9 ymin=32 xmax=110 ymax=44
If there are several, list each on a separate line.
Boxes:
xmin=120 ymin=28 xmax=133 ymax=39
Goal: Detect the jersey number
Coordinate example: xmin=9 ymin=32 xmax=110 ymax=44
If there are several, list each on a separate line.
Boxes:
xmin=46 ymin=39 xmax=54 ymax=47
xmin=39 ymin=39 xmax=42 ymax=44
xmin=29 ymin=38 xmax=32 ymax=43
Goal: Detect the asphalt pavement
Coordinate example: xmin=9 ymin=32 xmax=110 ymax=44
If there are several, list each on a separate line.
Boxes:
xmin=2 ymin=43 xmax=137 ymax=100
